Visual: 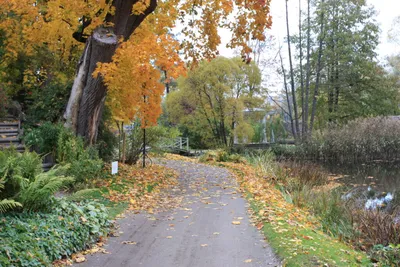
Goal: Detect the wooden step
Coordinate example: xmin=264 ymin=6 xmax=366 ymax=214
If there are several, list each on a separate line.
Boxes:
xmin=0 ymin=136 xmax=19 ymax=143
xmin=0 ymin=132 xmax=19 ymax=137
xmin=0 ymin=128 xmax=19 ymax=133
xmin=0 ymin=122 xmax=19 ymax=128
xmin=0 ymin=143 xmax=25 ymax=151
xmin=42 ymin=162 xmax=55 ymax=172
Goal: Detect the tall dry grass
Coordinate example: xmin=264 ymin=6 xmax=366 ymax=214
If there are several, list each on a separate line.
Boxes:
xmin=299 ymin=117 xmax=400 ymax=163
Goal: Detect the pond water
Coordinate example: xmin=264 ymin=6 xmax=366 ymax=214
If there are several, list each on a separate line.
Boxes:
xmin=322 ymin=162 xmax=400 ymax=211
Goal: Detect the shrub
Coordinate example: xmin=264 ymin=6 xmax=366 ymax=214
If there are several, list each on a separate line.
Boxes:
xmin=57 ymin=128 xmax=85 ymax=163
xmin=24 ymin=122 xmax=63 ymax=155
xmin=57 ymin=130 xmax=103 ymax=186
xmin=0 ymin=86 xmax=9 ymax=117
xmin=97 ymin=123 xmax=118 ymax=162
xmin=0 ymin=200 xmax=110 ymax=266
xmin=25 ymin=81 xmax=72 ymax=124
xmin=295 ymin=117 xmax=400 ymax=163
xmin=370 ymin=244 xmax=400 ymax=266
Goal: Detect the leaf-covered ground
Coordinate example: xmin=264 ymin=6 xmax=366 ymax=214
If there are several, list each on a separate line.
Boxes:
xmin=67 ymin=156 xmax=370 ymax=266
xmin=71 ymin=159 xmax=280 ymax=266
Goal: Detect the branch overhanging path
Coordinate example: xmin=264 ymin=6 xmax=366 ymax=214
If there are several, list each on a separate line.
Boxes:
xmin=76 ymin=160 xmax=281 ymax=267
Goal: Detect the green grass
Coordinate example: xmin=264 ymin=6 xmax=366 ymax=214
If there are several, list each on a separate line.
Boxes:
xmin=79 ymin=187 xmax=128 ymax=219
xmin=247 ymin=195 xmax=371 ymax=266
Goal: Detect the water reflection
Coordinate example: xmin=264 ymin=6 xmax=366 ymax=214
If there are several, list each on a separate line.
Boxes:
xmin=322 ymin=163 xmax=400 ymax=210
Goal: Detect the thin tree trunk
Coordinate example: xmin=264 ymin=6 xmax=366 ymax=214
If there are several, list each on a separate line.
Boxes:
xmin=164 ymin=70 xmax=170 ymax=94
xmin=285 ymin=0 xmax=300 ymax=140
xmin=310 ymin=0 xmax=326 ymax=134
xmin=299 ymin=0 xmax=305 ymax=138
xmin=304 ymin=0 xmax=311 ymax=137
xmin=279 ymin=49 xmax=296 ymax=138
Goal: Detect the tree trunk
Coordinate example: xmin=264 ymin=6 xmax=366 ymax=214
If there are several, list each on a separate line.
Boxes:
xmin=64 ymin=0 xmax=157 ymax=144
xmin=304 ymin=0 xmax=311 ymax=137
xmin=285 ymin=0 xmax=300 ymax=140
xmin=299 ymin=0 xmax=305 ymax=138
xmin=310 ymin=0 xmax=326 ymax=134
xmin=279 ymin=49 xmax=296 ymax=139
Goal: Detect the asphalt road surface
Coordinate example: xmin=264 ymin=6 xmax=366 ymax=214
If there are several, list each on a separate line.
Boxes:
xmin=77 ymin=160 xmax=281 ymax=267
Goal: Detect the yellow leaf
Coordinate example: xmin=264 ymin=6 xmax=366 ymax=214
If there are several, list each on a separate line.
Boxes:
xmin=244 ymin=259 xmax=252 ymax=263
xmin=121 ymin=241 xmax=137 ymax=245
xmin=200 ymin=244 xmax=208 ymax=247
xmin=232 ymin=221 xmax=241 ymax=225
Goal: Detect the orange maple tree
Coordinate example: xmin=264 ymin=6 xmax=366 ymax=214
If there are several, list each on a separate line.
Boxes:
xmin=0 ymin=0 xmax=272 ymax=140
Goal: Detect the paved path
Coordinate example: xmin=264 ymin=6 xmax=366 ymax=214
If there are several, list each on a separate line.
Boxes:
xmin=78 ymin=160 xmax=280 ymax=267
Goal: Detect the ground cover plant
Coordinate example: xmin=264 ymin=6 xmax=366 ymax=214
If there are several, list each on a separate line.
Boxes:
xmin=0 ymin=200 xmax=110 ymax=266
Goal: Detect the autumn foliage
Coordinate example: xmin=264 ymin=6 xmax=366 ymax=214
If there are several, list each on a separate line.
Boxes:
xmin=0 ymin=0 xmax=272 ymax=126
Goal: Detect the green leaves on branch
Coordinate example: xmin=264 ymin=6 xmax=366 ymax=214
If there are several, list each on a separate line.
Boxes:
xmin=166 ymin=57 xmax=265 ymax=148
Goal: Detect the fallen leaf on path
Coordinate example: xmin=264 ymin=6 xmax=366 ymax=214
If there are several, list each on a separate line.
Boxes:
xmin=121 ymin=241 xmax=137 ymax=245
xmin=244 ymin=259 xmax=252 ymax=263
xmin=73 ymin=254 xmax=86 ymax=263
xmin=237 ymin=217 xmax=244 ymax=220
xmin=213 ymin=232 xmax=220 ymax=235
xmin=166 ymin=236 xmax=173 ymax=239
xmin=232 ymin=221 xmax=241 ymax=225
xmin=200 ymin=244 xmax=208 ymax=247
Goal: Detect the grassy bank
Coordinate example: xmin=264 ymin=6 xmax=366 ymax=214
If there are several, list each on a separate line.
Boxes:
xmin=223 ymin=161 xmax=369 ymax=266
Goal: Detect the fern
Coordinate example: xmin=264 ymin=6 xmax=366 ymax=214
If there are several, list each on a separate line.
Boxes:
xmin=0 ymin=179 xmax=22 ymax=213
xmin=0 ymin=199 xmax=22 ymax=213
xmin=18 ymin=167 xmax=74 ymax=212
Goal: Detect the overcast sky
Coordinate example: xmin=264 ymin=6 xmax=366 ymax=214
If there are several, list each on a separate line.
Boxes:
xmin=218 ymin=0 xmax=400 ymax=62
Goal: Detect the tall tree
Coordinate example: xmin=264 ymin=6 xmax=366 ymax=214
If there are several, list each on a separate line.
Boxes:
xmin=166 ymin=57 xmax=263 ymax=148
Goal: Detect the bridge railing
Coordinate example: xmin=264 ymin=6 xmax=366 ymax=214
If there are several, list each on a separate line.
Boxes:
xmin=159 ymin=137 xmax=189 ymax=152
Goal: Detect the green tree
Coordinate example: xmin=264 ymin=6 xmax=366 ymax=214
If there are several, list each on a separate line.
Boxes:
xmin=282 ymin=0 xmax=399 ymax=137
xmin=166 ymin=57 xmax=264 ymax=148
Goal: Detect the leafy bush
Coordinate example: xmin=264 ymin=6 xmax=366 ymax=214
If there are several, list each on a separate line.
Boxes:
xmin=24 ymin=122 xmax=63 ymax=155
xmin=56 ymin=130 xmax=103 ymax=186
xmin=370 ymin=244 xmax=400 ymax=266
xmin=97 ymin=123 xmax=118 ymax=162
xmin=56 ymin=128 xmax=86 ymax=163
xmin=0 ymin=86 xmax=9 ymax=117
xmin=0 ymin=200 xmax=110 ymax=266
xmin=25 ymin=81 xmax=71 ymax=124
